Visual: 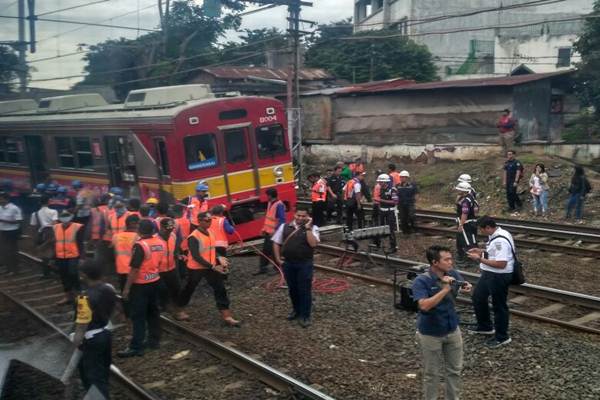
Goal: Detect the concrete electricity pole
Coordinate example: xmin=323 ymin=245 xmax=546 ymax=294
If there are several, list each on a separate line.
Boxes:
xmin=15 ymin=0 xmax=36 ymax=93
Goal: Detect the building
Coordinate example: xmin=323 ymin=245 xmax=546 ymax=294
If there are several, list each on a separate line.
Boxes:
xmin=188 ymin=66 xmax=337 ymax=96
xmin=353 ymin=0 xmax=593 ymax=77
xmin=301 ymin=70 xmax=576 ymax=146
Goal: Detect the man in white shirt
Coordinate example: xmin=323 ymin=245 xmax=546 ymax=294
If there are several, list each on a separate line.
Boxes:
xmin=30 ymin=195 xmax=58 ymax=278
xmin=466 ymin=216 xmax=514 ymax=348
xmin=0 ymin=192 xmax=23 ymax=275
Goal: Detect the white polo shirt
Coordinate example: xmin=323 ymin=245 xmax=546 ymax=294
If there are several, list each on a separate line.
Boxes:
xmin=480 ymin=227 xmax=515 ymax=274
xmin=30 ymin=206 xmax=58 ymax=231
xmin=0 ymin=202 xmax=23 ymax=231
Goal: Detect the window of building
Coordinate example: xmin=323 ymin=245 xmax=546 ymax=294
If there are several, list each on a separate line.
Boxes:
xmin=557 ymin=47 xmax=571 ymax=67
xmin=256 ymin=125 xmax=286 ymax=159
xmin=224 ymin=129 xmax=248 ymax=163
xmin=184 ymin=134 xmax=218 ymax=170
xmin=0 ymin=137 xmax=21 ymax=164
xmin=55 ymin=137 xmax=75 ymax=168
xmin=74 ymin=137 xmax=94 ymax=169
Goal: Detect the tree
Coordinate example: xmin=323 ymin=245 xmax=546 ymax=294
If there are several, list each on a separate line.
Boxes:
xmin=573 ymin=0 xmax=600 ymax=115
xmin=305 ymin=22 xmax=438 ymax=83
xmin=219 ymin=28 xmax=288 ymax=67
xmin=75 ymin=0 xmax=244 ymax=99
xmin=0 ymin=45 xmax=24 ymax=92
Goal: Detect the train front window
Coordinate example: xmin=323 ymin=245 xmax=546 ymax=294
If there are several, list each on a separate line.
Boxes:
xmin=256 ymin=125 xmax=286 ymax=159
xmin=224 ymin=129 xmax=247 ymax=163
xmin=184 ymin=134 xmax=218 ymax=170
xmin=74 ymin=138 xmax=94 ymax=169
xmin=56 ymin=137 xmax=75 ymax=168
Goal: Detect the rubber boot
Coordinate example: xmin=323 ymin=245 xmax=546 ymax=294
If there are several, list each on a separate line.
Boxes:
xmin=220 ymin=309 xmax=241 ymax=327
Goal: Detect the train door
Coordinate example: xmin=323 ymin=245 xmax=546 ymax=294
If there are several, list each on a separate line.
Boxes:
xmin=104 ymin=136 xmax=138 ymax=196
xmin=24 ymin=135 xmax=48 ymax=185
xmin=221 ymin=127 xmax=259 ymax=201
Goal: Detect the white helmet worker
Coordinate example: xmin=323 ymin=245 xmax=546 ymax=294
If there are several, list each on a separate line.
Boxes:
xmin=454 ymin=181 xmax=473 ymax=192
xmin=458 ymin=174 xmax=472 ymax=183
xmin=399 ymin=170 xmax=410 ymax=177
xmin=377 ymin=173 xmax=391 ymax=182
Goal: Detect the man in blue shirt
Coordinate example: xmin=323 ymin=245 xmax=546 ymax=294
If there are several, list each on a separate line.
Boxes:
xmin=412 ymin=245 xmax=472 ymax=400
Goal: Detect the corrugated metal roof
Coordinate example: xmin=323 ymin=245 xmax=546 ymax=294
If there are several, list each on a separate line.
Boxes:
xmin=335 ymin=78 xmax=416 ymax=93
xmin=355 ymin=70 xmax=574 ymax=95
xmin=201 ymin=67 xmax=334 ymax=81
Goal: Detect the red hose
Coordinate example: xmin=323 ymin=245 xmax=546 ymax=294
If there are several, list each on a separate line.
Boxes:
xmin=232 ymin=231 xmax=350 ymax=294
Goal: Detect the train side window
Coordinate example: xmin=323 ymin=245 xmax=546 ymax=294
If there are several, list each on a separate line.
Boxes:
xmin=184 ymin=134 xmax=218 ymax=170
xmin=74 ymin=138 xmax=94 ymax=169
xmin=154 ymin=138 xmax=170 ymax=176
xmin=224 ymin=129 xmax=247 ymax=163
xmin=256 ymin=125 xmax=286 ymax=159
xmin=0 ymin=138 xmax=21 ymax=164
xmin=55 ymin=137 xmax=75 ymax=168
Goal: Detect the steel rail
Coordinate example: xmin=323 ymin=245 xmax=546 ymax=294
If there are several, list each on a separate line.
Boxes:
xmin=316 ymin=244 xmax=600 ymax=311
xmin=17 ymin=251 xmax=337 ymax=400
xmin=0 ymin=288 xmax=158 ymax=400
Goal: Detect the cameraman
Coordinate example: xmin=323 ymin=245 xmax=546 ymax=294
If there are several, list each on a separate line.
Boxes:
xmin=412 ymin=245 xmax=472 ymax=400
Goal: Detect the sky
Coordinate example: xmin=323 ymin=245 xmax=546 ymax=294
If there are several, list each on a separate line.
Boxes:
xmin=0 ymin=0 xmax=353 ymax=90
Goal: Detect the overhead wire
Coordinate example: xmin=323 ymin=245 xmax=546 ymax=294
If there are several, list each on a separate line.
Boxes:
xmin=36 ymin=0 xmax=111 ymax=17
xmin=0 ymin=14 xmax=159 ymax=32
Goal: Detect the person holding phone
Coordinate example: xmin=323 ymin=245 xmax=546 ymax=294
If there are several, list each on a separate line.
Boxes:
xmin=272 ymin=206 xmax=320 ymax=328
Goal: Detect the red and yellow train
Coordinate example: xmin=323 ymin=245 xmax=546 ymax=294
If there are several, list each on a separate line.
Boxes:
xmin=0 ymin=84 xmax=296 ymax=239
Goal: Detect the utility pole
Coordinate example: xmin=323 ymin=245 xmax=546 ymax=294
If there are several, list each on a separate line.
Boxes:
xmin=17 ymin=0 xmax=27 ymax=93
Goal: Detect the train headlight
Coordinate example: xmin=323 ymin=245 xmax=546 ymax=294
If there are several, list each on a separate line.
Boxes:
xmin=273 ymin=166 xmax=284 ymax=183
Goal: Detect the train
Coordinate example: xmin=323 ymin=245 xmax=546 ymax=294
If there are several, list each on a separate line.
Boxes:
xmin=0 ymin=84 xmax=296 ymax=240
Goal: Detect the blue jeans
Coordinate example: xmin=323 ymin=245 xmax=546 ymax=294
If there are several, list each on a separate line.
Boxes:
xmin=532 ymin=190 xmax=548 ymax=213
xmin=566 ymin=193 xmax=584 ymax=219
xmin=283 ymin=260 xmax=314 ymax=319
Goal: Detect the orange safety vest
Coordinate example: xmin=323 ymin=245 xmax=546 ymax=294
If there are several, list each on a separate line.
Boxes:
xmin=177 ymin=216 xmax=191 ymax=253
xmin=390 ymin=172 xmax=401 ymax=186
xmin=107 ymin=212 xmax=129 ymax=240
xmin=112 ymin=231 xmax=138 ymax=275
xmin=373 ymin=183 xmax=381 ymax=205
xmin=263 ymin=200 xmax=283 ymax=234
xmin=134 ymin=237 xmax=163 ymax=284
xmin=209 ymin=216 xmax=228 ymax=248
xmin=158 ymin=232 xmax=177 ymax=273
xmin=102 ymin=208 xmax=115 ymax=241
xmin=90 ymin=206 xmax=104 ymax=240
xmin=186 ymin=229 xmax=216 ymax=270
xmin=54 ymin=223 xmax=83 ymax=259
xmin=189 ymin=197 xmax=209 ymax=225
xmin=343 ymin=178 xmax=359 ymax=201
xmin=311 ymin=178 xmax=327 ymax=202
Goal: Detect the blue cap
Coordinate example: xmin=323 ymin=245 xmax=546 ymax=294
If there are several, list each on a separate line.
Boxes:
xmin=57 ymin=186 xmax=68 ymax=194
xmin=35 ymin=183 xmax=46 ymax=192
xmin=109 ymin=187 xmax=124 ymax=196
xmin=195 ymin=182 xmax=209 ymax=191
xmin=72 ymin=180 xmax=82 ymax=188
xmin=46 ymin=183 xmax=58 ymax=192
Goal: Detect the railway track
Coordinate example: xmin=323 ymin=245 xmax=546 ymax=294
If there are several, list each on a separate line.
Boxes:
xmin=296 ymin=199 xmax=600 ymax=258
xmin=6 ymin=252 xmax=336 ymax=400
xmin=314 ymin=243 xmax=600 ymax=335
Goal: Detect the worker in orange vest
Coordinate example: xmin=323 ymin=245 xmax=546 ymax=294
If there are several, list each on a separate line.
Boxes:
xmin=343 ymin=172 xmax=366 ymax=231
xmin=52 ymin=210 xmax=85 ymax=305
xmin=209 ymin=205 xmax=235 ymax=258
xmin=179 ymin=211 xmax=240 ymax=326
xmin=107 ymin=199 xmax=130 ymax=241
xmin=117 ymin=219 xmax=164 ymax=358
xmin=112 ymin=215 xmax=140 ymax=292
xmin=308 ymin=172 xmax=328 ymax=228
xmin=388 ymin=163 xmax=401 ymax=187
xmin=255 ymin=188 xmax=286 ymax=275
xmin=156 ymin=217 xmax=188 ymax=320
xmin=189 ymin=181 xmax=209 ymax=229
xmin=372 ymin=171 xmax=382 ymax=227
xmin=173 ymin=203 xmax=191 ymax=279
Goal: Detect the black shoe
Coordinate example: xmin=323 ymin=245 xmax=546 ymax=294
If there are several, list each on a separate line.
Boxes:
xmin=117 ymin=348 xmax=144 ymax=358
xmin=252 ymin=269 xmax=268 ymax=276
xmin=298 ymin=318 xmax=312 ymax=328
xmin=485 ymin=337 xmax=512 ymax=348
xmin=287 ymin=311 xmax=298 ymax=321
xmin=145 ymin=342 xmax=160 ymax=350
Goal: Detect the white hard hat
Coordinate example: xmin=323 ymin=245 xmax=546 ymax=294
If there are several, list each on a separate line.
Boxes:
xmin=454 ymin=181 xmax=472 ymax=192
xmin=399 ymin=170 xmax=410 ymax=177
xmin=458 ymin=174 xmax=472 ymax=183
xmin=376 ymin=173 xmax=391 ymax=182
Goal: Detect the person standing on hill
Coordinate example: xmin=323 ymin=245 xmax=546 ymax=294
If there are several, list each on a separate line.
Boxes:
xmin=529 ymin=163 xmax=549 ymax=217
xmin=502 ymin=150 xmax=523 ymax=215
xmin=565 ymin=165 xmax=592 ymax=223
xmin=496 ymin=109 xmax=517 ymax=152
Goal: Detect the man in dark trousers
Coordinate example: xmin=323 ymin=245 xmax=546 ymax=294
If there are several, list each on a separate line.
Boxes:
xmin=118 ymin=219 xmax=164 ymax=357
xmin=503 ymin=150 xmax=523 ymax=214
xmin=454 ymin=181 xmax=479 ymax=267
xmin=273 ymin=206 xmax=320 ymax=328
xmin=396 ymin=170 xmax=418 ymax=234
xmin=308 ymin=172 xmax=328 ymax=228
xmin=373 ymin=173 xmax=398 ymax=252
xmin=0 ymin=191 xmax=23 ymax=275
xmin=326 ymin=165 xmax=345 ymax=224
xmin=73 ymin=260 xmax=117 ymax=399
xmin=52 ymin=210 xmax=85 ymax=305
xmin=343 ymin=172 xmax=366 ymax=231
xmin=255 ymin=188 xmax=285 ymax=275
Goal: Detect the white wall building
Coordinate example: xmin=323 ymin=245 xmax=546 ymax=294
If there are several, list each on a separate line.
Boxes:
xmin=353 ymin=0 xmax=593 ymax=77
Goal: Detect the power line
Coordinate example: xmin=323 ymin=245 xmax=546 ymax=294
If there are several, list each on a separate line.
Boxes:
xmin=0 ymin=14 xmax=159 ymax=33
xmin=36 ymin=0 xmax=110 ymax=17
xmin=27 ymin=50 xmax=86 ymax=64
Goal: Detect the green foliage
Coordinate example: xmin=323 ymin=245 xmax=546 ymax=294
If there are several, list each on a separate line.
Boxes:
xmin=573 ymin=1 xmax=600 ymax=115
xmin=75 ymin=0 xmax=244 ymax=99
xmin=219 ymin=28 xmax=287 ymax=67
xmin=305 ymin=23 xmax=438 ymax=83
xmin=561 ymin=109 xmax=600 ymax=142
xmin=417 ymin=174 xmax=443 ymax=188
xmin=0 ymin=46 xmax=23 ymax=91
